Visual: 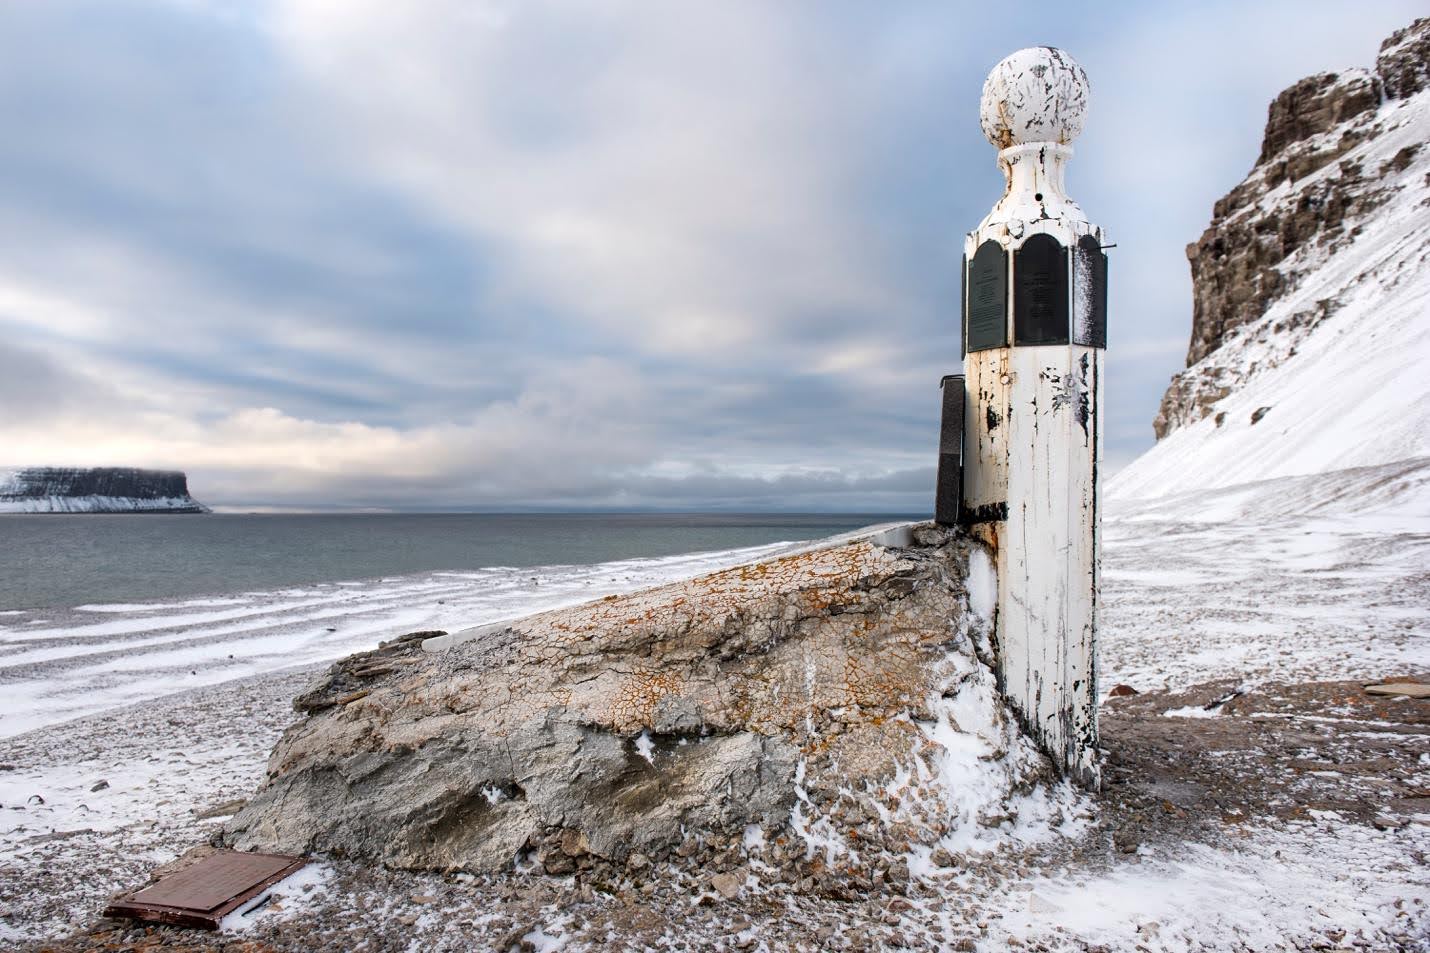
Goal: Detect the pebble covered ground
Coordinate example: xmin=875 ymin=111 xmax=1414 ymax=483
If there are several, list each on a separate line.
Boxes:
xmin=4 ymin=674 xmax=1425 ymax=952
xmin=3 ymin=505 xmax=1428 ymax=951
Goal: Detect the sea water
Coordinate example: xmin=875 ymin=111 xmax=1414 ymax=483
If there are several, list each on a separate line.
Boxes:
xmin=0 ymin=512 xmax=902 ymax=611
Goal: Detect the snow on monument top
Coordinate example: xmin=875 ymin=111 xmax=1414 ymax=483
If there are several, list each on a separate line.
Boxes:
xmin=980 ymin=47 xmax=1088 ymax=149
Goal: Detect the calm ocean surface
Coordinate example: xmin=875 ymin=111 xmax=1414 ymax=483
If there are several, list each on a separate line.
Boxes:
xmin=0 ymin=513 xmax=909 ymax=611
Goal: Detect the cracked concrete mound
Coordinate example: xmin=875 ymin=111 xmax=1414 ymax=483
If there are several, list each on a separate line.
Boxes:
xmin=225 ymin=523 xmax=1084 ymax=881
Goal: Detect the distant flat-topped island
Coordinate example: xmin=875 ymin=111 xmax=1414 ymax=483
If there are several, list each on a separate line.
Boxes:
xmin=0 ymin=466 xmax=209 ymax=514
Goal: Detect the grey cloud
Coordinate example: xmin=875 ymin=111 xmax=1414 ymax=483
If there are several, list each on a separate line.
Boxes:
xmin=0 ymin=0 xmax=1423 ymax=508
xmin=0 ymin=342 xmax=118 ymax=421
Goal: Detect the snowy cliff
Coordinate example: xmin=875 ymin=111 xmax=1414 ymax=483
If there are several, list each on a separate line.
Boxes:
xmin=0 ymin=467 xmax=209 ymax=514
xmin=1115 ymin=17 xmax=1430 ymax=503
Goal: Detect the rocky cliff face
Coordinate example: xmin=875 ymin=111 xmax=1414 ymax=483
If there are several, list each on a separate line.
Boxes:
xmin=1154 ymin=17 xmax=1430 ymax=441
xmin=226 ymin=524 xmax=1084 ymax=886
xmin=0 ymin=467 xmax=209 ymax=513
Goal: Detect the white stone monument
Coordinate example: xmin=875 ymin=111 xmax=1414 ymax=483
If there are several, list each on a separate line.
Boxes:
xmin=962 ymin=47 xmax=1105 ymax=786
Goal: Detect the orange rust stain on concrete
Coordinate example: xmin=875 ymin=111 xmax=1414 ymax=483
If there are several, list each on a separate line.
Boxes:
xmin=605 ymin=668 xmax=684 ymax=730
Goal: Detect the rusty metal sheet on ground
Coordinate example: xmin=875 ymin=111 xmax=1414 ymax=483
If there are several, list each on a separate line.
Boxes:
xmin=105 ymin=850 xmax=307 ymax=930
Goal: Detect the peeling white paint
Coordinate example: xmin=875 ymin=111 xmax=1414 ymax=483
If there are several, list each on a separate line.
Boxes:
xmin=964 ymin=48 xmax=1102 ymax=786
xmin=979 ymin=47 xmax=1089 ymax=149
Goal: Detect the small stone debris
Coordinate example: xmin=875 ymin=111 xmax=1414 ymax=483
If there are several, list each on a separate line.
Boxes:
xmin=1363 ymin=682 xmax=1430 ymax=699
xmin=25 ymin=827 xmax=95 ymax=844
xmin=89 ymin=780 xmax=109 ymax=792
xmin=193 ymin=798 xmax=247 ymax=820
xmin=1108 ymin=684 xmax=1139 ymax=697
xmin=709 ymin=872 xmax=743 ymax=900
xmin=1250 ymin=406 xmax=1272 ymax=425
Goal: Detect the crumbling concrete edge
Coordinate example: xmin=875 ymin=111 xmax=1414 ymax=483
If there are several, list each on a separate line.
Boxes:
xmin=420 ymin=521 xmax=918 ymax=654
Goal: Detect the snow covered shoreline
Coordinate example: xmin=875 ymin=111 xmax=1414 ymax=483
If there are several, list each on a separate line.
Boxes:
xmin=0 ymin=496 xmax=209 ymax=514
xmin=1 ymin=476 xmax=1426 ymax=950
xmin=0 ymin=537 xmax=816 ymax=740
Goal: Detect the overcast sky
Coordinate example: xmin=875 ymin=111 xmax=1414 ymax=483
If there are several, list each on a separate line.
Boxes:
xmin=0 ymin=1 xmax=1421 ymax=511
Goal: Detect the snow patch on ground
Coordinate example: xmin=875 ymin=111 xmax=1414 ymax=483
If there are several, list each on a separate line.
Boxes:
xmin=217 ymin=863 xmax=334 ymax=934
xmin=993 ymin=822 xmax=1429 ymax=952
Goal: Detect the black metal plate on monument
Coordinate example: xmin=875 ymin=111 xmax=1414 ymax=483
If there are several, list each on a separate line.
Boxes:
xmin=965 ymin=241 xmax=1006 ymax=352
xmin=959 ymin=253 xmax=967 ymax=358
xmin=1014 ymin=234 xmax=1068 ymax=346
xmin=934 ymin=374 xmax=964 ymax=526
xmin=1073 ymin=234 xmax=1107 ymax=348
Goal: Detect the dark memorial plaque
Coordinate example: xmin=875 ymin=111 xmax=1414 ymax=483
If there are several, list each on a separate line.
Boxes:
xmin=1073 ymin=234 xmax=1107 ymax=348
xmin=934 ymin=374 xmax=964 ymax=526
xmin=1014 ymin=234 xmax=1069 ymax=346
xmin=965 ymin=241 xmax=1007 ymax=352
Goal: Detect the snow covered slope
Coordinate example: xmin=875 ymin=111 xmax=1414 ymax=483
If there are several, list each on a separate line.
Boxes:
xmin=0 ymin=467 xmax=209 ymax=514
xmin=1112 ymin=19 xmax=1430 ymax=505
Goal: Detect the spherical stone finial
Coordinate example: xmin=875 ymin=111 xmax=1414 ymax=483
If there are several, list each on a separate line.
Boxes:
xmin=980 ymin=47 xmax=1089 ymax=149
